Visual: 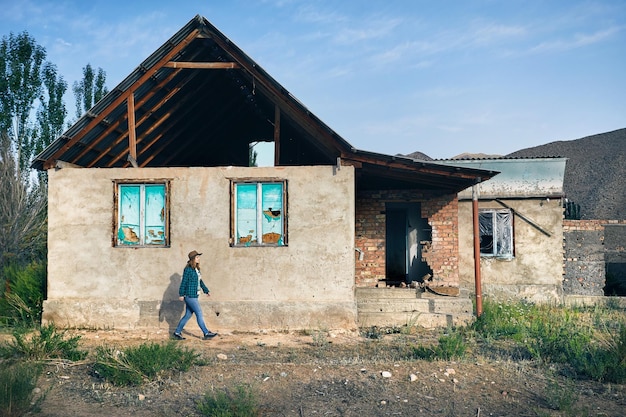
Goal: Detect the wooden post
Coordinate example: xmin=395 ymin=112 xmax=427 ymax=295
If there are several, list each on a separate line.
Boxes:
xmin=472 ymin=183 xmax=483 ymax=317
xmin=273 ymin=104 xmax=280 ymax=165
xmin=127 ymin=92 xmax=137 ymax=162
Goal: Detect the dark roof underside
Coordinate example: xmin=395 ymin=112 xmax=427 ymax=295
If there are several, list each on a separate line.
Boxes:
xmin=31 ymin=15 xmax=495 ymax=193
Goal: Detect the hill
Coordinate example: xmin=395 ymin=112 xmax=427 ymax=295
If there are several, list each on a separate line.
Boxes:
xmin=507 ymin=128 xmax=626 ymax=220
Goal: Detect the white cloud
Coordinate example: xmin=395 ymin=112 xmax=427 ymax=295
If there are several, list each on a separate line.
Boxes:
xmin=528 ymin=26 xmax=622 ymax=54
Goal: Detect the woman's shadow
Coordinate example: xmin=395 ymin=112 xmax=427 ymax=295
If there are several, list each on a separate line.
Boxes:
xmin=159 ymin=273 xmax=184 ymax=334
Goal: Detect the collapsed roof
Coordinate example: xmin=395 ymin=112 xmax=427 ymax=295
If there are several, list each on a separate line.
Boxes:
xmin=31 ymin=15 xmax=495 ymax=192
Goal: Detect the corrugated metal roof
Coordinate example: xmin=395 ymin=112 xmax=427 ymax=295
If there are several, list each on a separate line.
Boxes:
xmin=442 ymin=158 xmax=567 ymax=199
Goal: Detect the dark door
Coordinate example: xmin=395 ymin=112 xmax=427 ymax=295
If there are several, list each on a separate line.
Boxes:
xmin=386 ymin=203 xmax=431 ymax=285
xmin=385 ymin=208 xmax=407 ymax=282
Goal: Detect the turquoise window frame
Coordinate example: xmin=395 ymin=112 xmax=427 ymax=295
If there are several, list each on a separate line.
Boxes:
xmin=232 ymin=180 xmax=287 ymax=247
xmin=115 ymin=181 xmax=169 ymax=247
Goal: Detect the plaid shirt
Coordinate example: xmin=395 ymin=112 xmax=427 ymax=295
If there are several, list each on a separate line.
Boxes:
xmin=179 ymin=266 xmax=209 ymax=298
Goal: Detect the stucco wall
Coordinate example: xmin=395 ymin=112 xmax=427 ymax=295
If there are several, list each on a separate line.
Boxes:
xmin=457 ymin=198 xmax=564 ymax=302
xmin=43 ymin=165 xmax=356 ymax=332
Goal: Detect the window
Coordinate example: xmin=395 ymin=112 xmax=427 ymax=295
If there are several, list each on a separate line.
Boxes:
xmin=232 ymin=180 xmax=286 ymax=246
xmin=479 ymin=209 xmax=513 ymax=258
xmin=115 ymin=182 xmax=169 ymax=247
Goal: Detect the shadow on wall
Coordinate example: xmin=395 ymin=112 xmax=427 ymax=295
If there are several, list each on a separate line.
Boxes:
xmin=159 ymin=273 xmax=183 ymax=333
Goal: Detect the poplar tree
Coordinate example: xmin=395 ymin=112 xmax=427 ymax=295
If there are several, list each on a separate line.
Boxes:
xmin=72 ymin=63 xmax=108 ymax=118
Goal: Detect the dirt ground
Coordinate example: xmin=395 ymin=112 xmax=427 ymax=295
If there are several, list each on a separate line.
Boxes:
xmin=19 ymin=327 xmax=626 ymax=417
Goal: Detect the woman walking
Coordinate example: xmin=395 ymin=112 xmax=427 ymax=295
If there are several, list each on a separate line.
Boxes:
xmin=173 ymin=250 xmax=218 ymax=340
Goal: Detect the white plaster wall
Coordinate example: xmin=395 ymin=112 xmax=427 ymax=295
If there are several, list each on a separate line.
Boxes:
xmin=43 ymin=165 xmax=356 ymax=332
xmin=457 ymin=198 xmax=564 ymax=303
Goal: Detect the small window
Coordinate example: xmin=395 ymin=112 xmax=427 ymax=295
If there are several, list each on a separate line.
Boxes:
xmin=232 ymin=180 xmax=287 ymax=246
xmin=114 ymin=182 xmax=169 ymax=247
xmin=479 ymin=209 xmax=513 ymax=258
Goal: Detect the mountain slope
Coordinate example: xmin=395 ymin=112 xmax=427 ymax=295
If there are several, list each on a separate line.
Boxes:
xmin=507 ymin=128 xmax=626 ymax=220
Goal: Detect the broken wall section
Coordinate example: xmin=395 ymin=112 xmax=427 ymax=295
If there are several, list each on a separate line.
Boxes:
xmin=563 ymin=220 xmax=626 ymax=296
xmin=355 ymin=190 xmax=459 ymax=287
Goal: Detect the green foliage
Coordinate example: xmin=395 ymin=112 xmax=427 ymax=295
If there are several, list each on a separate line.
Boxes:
xmin=0 ymin=31 xmax=46 ymax=172
xmin=72 ymin=63 xmax=108 ymax=119
xmin=411 ymin=332 xmax=466 ymax=361
xmin=93 ymin=341 xmax=199 ymax=386
xmin=473 ymin=300 xmax=626 ymax=383
xmin=570 ymin=323 xmax=626 ymax=383
xmin=0 ymin=323 xmax=87 ymax=362
xmin=543 ymin=377 xmax=577 ymax=412
xmin=0 ymin=361 xmax=44 ymax=417
xmin=0 ymin=261 xmax=46 ymax=326
xmin=197 ymin=384 xmax=259 ymax=417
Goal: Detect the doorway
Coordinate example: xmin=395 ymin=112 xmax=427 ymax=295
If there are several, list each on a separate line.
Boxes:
xmin=385 ymin=203 xmax=432 ymax=285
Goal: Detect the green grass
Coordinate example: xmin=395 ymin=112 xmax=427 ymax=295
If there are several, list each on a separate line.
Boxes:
xmin=197 ymin=384 xmax=259 ymax=417
xmin=93 ymin=341 xmax=200 ymax=386
xmin=472 ymin=299 xmax=626 ymax=383
xmin=0 ymin=323 xmax=87 ymax=362
xmin=0 ymin=361 xmax=44 ymax=417
xmin=410 ymin=331 xmax=467 ymax=361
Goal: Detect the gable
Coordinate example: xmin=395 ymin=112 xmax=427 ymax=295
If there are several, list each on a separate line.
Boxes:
xmin=31 ymin=15 xmax=496 ymax=193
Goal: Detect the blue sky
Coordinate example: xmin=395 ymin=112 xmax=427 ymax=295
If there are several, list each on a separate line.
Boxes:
xmin=1 ymin=0 xmax=624 ymax=159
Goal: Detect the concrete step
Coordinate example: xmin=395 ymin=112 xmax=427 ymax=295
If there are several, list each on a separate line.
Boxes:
xmin=356 ymin=287 xmax=476 ymax=329
xmin=357 ymin=299 xmax=432 ymax=313
xmin=358 ymin=311 xmax=474 ymax=329
xmin=357 ymin=296 xmax=474 ymax=315
xmin=356 ymin=287 xmax=420 ymax=300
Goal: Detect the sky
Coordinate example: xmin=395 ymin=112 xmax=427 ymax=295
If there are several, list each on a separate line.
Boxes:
xmin=1 ymin=0 xmax=625 ymax=159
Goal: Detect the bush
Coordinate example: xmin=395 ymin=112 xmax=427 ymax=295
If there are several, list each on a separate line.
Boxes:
xmin=197 ymin=384 xmax=259 ymax=417
xmin=0 ymin=361 xmax=43 ymax=417
xmin=0 ymin=323 xmax=87 ymax=362
xmin=93 ymin=341 xmax=199 ymax=386
xmin=0 ymin=262 xmax=46 ymax=327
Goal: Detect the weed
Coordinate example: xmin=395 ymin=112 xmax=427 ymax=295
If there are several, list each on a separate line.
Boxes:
xmin=361 ymin=326 xmax=384 ymax=340
xmin=544 ymin=377 xmax=577 ymax=412
xmin=0 ymin=262 xmax=46 ymax=327
xmin=0 ymin=323 xmax=87 ymax=362
xmin=197 ymin=384 xmax=259 ymax=417
xmin=311 ymin=330 xmax=328 ymax=347
xmin=410 ymin=331 xmax=466 ymax=361
xmin=93 ymin=341 xmax=199 ymax=386
xmin=473 ymin=300 xmax=626 ymax=383
xmin=0 ymin=361 xmax=44 ymax=417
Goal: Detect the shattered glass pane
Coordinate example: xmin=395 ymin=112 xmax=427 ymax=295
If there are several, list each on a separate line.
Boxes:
xmin=478 ymin=209 xmax=513 ymax=257
xmin=495 ymin=211 xmax=512 ymax=257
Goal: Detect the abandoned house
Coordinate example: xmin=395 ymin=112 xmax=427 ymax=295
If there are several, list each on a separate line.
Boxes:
xmin=31 ymin=15 xmax=499 ymax=332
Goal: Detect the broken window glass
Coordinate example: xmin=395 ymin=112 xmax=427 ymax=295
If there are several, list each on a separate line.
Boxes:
xmin=233 ymin=181 xmax=286 ymax=246
xmin=116 ymin=183 xmax=167 ymax=246
xmin=479 ymin=209 xmax=513 ymax=258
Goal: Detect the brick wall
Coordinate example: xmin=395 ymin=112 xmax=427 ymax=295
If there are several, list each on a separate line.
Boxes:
xmin=355 ymin=190 xmax=459 ymax=287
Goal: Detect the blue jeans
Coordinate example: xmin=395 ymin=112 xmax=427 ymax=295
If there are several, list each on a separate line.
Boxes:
xmin=175 ymin=296 xmax=209 ymax=335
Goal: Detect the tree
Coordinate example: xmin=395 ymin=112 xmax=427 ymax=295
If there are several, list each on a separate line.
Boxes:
xmin=0 ymin=131 xmax=47 ymax=268
xmin=249 ymin=144 xmax=258 ymax=167
xmin=0 ymin=31 xmax=46 ymax=176
xmin=72 ymin=63 xmax=108 ymax=118
xmin=35 ymin=62 xmax=67 ymax=183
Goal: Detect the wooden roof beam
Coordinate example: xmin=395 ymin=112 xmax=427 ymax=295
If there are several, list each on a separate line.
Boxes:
xmin=163 ymin=61 xmax=240 ymax=69
xmin=42 ymin=29 xmax=200 ymax=170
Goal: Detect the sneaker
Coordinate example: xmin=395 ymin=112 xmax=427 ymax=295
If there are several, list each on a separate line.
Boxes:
xmin=203 ymin=331 xmax=218 ymax=340
xmin=172 ymin=332 xmax=185 ymax=340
